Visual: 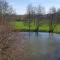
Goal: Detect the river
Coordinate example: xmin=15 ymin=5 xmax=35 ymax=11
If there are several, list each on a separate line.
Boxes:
xmin=4 ymin=32 xmax=60 ymax=60
xmin=21 ymin=32 xmax=60 ymax=60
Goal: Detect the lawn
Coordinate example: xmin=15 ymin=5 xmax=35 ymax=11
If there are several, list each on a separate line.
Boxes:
xmin=9 ymin=21 xmax=60 ymax=33
xmin=54 ymin=25 xmax=60 ymax=33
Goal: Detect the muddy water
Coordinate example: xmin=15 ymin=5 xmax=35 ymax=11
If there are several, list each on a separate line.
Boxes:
xmin=21 ymin=32 xmax=60 ymax=60
xmin=2 ymin=32 xmax=60 ymax=60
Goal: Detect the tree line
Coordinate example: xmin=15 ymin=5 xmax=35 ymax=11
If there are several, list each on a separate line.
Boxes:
xmin=25 ymin=4 xmax=60 ymax=33
xmin=0 ymin=0 xmax=15 ymax=24
xmin=0 ymin=0 xmax=60 ymax=33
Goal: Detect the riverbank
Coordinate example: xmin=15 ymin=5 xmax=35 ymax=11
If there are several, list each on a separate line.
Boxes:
xmin=11 ymin=29 xmax=60 ymax=34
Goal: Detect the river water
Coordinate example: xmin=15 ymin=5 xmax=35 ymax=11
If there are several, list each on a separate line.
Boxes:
xmin=20 ymin=32 xmax=60 ymax=60
xmin=6 ymin=32 xmax=60 ymax=60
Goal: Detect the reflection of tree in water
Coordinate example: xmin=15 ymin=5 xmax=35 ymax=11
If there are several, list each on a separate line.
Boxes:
xmin=24 ymin=32 xmax=60 ymax=60
xmin=24 ymin=32 xmax=43 ymax=60
xmin=35 ymin=32 xmax=39 ymax=39
xmin=47 ymin=33 xmax=59 ymax=60
xmin=29 ymin=32 xmax=30 ymax=40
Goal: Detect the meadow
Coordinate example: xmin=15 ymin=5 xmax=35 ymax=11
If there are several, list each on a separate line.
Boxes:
xmin=9 ymin=21 xmax=60 ymax=33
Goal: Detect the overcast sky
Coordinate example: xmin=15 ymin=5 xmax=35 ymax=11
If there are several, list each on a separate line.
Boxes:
xmin=7 ymin=0 xmax=60 ymax=15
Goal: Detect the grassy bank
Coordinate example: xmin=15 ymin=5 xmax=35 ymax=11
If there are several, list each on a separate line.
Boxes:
xmin=9 ymin=21 xmax=60 ymax=33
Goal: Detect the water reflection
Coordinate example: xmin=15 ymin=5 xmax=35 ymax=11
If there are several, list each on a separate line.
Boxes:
xmin=23 ymin=32 xmax=60 ymax=60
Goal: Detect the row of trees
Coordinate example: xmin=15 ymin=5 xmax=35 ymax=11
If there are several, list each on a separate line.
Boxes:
xmin=0 ymin=0 xmax=60 ymax=33
xmin=0 ymin=0 xmax=16 ymax=60
xmin=25 ymin=4 xmax=45 ymax=32
xmin=0 ymin=0 xmax=15 ymax=24
xmin=47 ymin=7 xmax=60 ymax=33
xmin=25 ymin=4 xmax=60 ymax=33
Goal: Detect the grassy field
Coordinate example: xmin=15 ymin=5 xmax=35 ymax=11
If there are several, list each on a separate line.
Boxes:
xmin=9 ymin=21 xmax=60 ymax=33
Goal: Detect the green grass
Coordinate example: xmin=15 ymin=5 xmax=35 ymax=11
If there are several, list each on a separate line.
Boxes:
xmin=9 ymin=21 xmax=60 ymax=33
xmin=39 ymin=25 xmax=49 ymax=31
xmin=54 ymin=25 xmax=60 ymax=33
xmin=10 ymin=22 xmax=26 ymax=29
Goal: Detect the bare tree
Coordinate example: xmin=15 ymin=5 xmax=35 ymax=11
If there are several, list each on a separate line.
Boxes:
xmin=56 ymin=8 xmax=60 ymax=24
xmin=48 ymin=7 xmax=57 ymax=33
xmin=26 ymin=4 xmax=33 ymax=31
xmin=0 ymin=0 xmax=17 ymax=60
xmin=0 ymin=0 xmax=16 ymax=24
xmin=36 ymin=5 xmax=45 ymax=32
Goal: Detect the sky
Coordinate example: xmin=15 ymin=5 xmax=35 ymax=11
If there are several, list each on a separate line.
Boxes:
xmin=7 ymin=0 xmax=60 ymax=15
